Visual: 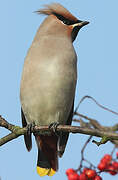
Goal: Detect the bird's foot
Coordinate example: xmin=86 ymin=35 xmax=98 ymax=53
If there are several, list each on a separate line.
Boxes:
xmin=26 ymin=123 xmax=35 ymax=136
xmin=49 ymin=122 xmax=60 ymax=137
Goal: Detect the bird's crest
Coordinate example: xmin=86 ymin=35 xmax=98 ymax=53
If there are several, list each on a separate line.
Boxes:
xmin=35 ymin=3 xmax=78 ymax=22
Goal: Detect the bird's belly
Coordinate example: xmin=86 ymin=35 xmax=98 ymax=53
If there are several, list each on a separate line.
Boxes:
xmin=20 ymin=58 xmax=77 ymax=126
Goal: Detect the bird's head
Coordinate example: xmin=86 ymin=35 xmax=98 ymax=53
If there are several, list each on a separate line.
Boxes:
xmin=35 ymin=3 xmax=89 ymax=42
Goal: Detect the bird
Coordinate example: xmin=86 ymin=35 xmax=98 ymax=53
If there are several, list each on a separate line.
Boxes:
xmin=20 ymin=3 xmax=89 ymax=177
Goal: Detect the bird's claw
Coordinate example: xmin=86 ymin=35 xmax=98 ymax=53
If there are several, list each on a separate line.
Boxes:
xmin=49 ymin=122 xmax=60 ymax=137
xmin=27 ymin=123 xmax=35 ymax=136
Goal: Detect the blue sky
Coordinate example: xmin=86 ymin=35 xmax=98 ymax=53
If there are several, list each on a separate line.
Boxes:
xmin=0 ymin=0 xmax=118 ymax=179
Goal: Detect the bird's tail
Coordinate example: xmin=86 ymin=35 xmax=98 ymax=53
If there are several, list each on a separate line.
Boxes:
xmin=35 ymin=135 xmax=58 ymax=177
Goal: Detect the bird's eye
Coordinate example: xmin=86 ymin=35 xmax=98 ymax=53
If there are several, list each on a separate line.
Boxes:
xmin=62 ymin=19 xmax=71 ymax=25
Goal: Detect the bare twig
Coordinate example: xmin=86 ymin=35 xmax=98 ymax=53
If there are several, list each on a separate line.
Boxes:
xmin=77 ymin=136 xmax=92 ymax=172
xmin=75 ymin=95 xmax=118 ymax=116
xmin=74 ymin=112 xmax=118 ymax=132
xmin=0 ymin=115 xmax=16 ymax=132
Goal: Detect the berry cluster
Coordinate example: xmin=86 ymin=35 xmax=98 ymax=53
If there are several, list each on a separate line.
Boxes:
xmin=98 ymin=153 xmax=118 ymax=175
xmin=66 ymin=168 xmax=102 ymax=180
xmin=66 ymin=152 xmax=118 ymax=180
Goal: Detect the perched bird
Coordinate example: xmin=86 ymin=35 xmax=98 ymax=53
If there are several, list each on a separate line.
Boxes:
xmin=20 ymin=3 xmax=89 ymax=177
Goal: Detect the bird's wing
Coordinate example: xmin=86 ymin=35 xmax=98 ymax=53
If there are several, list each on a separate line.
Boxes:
xmin=58 ymin=101 xmax=74 ymax=157
xmin=21 ymin=107 xmax=32 ymax=151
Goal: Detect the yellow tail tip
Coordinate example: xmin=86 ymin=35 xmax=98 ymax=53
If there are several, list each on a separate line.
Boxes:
xmin=37 ymin=166 xmax=56 ymax=176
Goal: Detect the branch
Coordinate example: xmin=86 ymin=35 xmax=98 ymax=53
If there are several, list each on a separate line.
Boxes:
xmin=0 ymin=115 xmax=118 ymax=147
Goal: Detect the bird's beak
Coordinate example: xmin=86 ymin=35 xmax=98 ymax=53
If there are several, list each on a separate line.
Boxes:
xmin=72 ymin=20 xmax=89 ymax=28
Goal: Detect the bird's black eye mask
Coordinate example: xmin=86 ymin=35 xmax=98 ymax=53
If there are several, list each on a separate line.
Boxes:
xmin=53 ymin=12 xmax=83 ymax=42
xmin=53 ymin=12 xmax=80 ymax=25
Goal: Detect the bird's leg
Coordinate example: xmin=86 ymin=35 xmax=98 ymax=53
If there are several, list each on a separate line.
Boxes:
xmin=49 ymin=122 xmax=60 ymax=137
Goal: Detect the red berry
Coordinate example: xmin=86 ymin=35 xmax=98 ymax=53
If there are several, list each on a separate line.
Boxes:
xmin=103 ymin=154 xmax=112 ymax=161
xmin=100 ymin=159 xmax=108 ymax=165
xmin=103 ymin=154 xmax=112 ymax=160
xmin=79 ymin=173 xmax=88 ymax=180
xmin=116 ymin=152 xmax=118 ymax=158
xmin=97 ymin=162 xmax=107 ymax=171
xmin=68 ymin=173 xmax=80 ymax=180
xmin=107 ymin=165 xmax=117 ymax=175
xmin=112 ymin=161 xmax=118 ymax=170
xmin=83 ymin=168 xmax=89 ymax=174
xmin=66 ymin=169 xmax=76 ymax=176
xmin=100 ymin=154 xmax=112 ymax=165
xmin=85 ymin=169 xmax=97 ymax=179
xmin=94 ymin=175 xmax=102 ymax=180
